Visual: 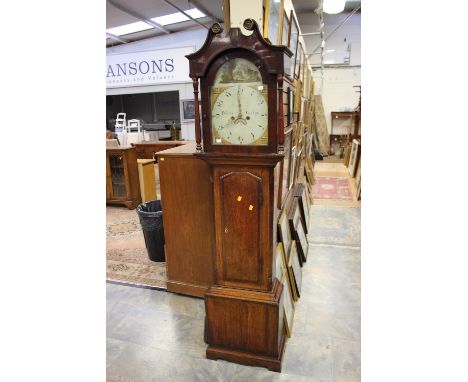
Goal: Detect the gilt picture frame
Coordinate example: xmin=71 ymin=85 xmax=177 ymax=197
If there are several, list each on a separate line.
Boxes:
xmin=282 ymin=267 xmax=295 ymax=337
xmin=289 ymin=11 xmax=299 ymax=79
xmin=275 ymin=242 xmax=287 ymax=281
xmin=289 ymin=146 xmax=297 ymax=189
xmin=264 ymin=0 xmax=283 ymax=45
xmin=282 ymin=13 xmax=292 ymax=77
xmin=348 ymin=139 xmax=361 ymax=177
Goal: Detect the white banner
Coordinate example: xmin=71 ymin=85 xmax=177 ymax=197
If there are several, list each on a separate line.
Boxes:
xmin=106 ymin=46 xmax=194 ymax=88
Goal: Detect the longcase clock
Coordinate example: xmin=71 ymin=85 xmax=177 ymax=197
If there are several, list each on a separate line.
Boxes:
xmin=186 ymin=19 xmax=292 ymax=372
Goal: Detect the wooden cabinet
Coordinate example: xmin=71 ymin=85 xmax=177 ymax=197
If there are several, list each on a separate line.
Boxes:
xmin=155 ymin=143 xmax=214 ymax=297
xmin=131 ymin=141 xmax=188 ymax=161
xmin=106 ymin=147 xmax=141 ymax=209
xmin=137 ymin=159 xmax=157 ymax=203
xmin=330 ymin=111 xmax=355 ymax=156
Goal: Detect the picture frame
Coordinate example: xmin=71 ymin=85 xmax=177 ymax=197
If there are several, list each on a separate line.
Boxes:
xmin=289 ymin=11 xmax=299 ymax=79
xmin=298 ymin=183 xmax=310 ymax=232
xmin=287 ymin=88 xmax=294 ymax=124
xmin=289 ymin=145 xmax=297 ymax=189
xmin=355 ymin=157 xmax=361 ymax=200
xmin=306 ymin=156 xmax=315 ymax=179
xmin=264 ymin=0 xmax=283 ymax=45
xmin=293 ymin=204 xmax=309 ymax=263
xmin=275 ymin=242 xmax=287 ymax=281
xmin=310 ymin=78 xmax=315 ymax=101
xmin=294 ymin=147 xmax=303 ymax=184
xmin=306 ymin=181 xmax=314 ymax=206
xmin=295 ymin=81 xmax=302 ymax=114
xmin=300 ymin=97 xmax=307 ymax=124
xmin=303 ymin=62 xmax=309 ymax=98
xmin=305 ymin=160 xmax=315 ymax=188
xmin=348 ymin=139 xmax=361 ymax=177
xmin=289 ymin=239 xmax=302 ymax=298
xmin=303 ymin=180 xmax=313 ymax=208
xmin=282 ymin=13 xmax=292 ymax=77
xmin=278 ymin=126 xmax=293 ymax=209
xmin=278 ymin=209 xmax=292 ymax=256
xmin=291 ymin=122 xmax=298 ymax=149
xmin=181 ymin=99 xmax=196 ymax=121
xmin=295 ymin=41 xmax=303 ymax=82
xmin=282 ymin=267 xmax=295 ymax=337
xmin=300 ymin=44 xmax=306 ymax=85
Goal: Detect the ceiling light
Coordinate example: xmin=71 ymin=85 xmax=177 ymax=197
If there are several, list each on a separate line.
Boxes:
xmin=106 ymin=21 xmax=153 ymax=36
xmin=323 ymin=0 xmax=346 ymax=14
xmin=152 ymin=8 xmax=205 ymax=26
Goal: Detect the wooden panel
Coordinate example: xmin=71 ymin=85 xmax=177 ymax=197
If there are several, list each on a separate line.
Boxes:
xmin=219 ymin=171 xmax=262 ymax=285
xmin=205 ymin=280 xmax=285 ymax=371
xmin=212 ymin=165 xmax=272 ymax=291
xmin=137 ymin=159 xmax=157 ymax=203
xmin=157 ymin=149 xmax=214 ymax=296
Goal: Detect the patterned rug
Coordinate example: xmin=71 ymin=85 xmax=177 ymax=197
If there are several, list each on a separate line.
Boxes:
xmin=308 ymin=205 xmax=361 ymax=247
xmin=106 ymin=206 xmax=167 ymax=289
xmin=312 ymin=176 xmax=353 ymax=201
xmin=314 ymin=95 xmax=330 ymax=155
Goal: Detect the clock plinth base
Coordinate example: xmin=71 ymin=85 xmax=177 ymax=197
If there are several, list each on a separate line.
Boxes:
xmin=206 ymin=335 xmax=286 ymax=372
xmin=204 ymin=279 xmax=286 ymax=372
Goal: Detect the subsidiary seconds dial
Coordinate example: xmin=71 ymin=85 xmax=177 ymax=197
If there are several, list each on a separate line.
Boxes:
xmin=211 ymin=84 xmax=268 ymax=145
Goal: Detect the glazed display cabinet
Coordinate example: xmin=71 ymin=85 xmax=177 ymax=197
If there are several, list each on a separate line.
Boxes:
xmin=106 ymin=147 xmax=141 ymax=209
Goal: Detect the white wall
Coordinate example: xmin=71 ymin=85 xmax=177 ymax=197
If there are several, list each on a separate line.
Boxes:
xmin=320 ymin=67 xmax=361 ymax=134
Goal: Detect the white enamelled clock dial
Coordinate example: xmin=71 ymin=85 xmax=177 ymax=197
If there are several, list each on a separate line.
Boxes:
xmin=211 ymin=84 xmax=268 ymax=145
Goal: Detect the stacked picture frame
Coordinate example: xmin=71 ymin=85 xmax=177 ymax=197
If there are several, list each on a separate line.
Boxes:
xmin=266 ymin=0 xmax=317 ymax=342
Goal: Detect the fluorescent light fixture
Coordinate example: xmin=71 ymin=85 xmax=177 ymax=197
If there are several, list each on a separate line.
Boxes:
xmin=325 ymin=49 xmax=335 ymax=53
xmin=323 ymin=0 xmax=346 ymax=14
xmin=152 ymin=8 xmax=205 ymax=26
xmin=106 ymin=21 xmax=153 ymax=36
xmin=106 ymin=8 xmax=206 ymax=37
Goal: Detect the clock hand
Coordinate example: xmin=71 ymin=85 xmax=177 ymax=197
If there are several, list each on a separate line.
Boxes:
xmin=237 ymin=86 xmax=242 ymax=119
xmin=235 ymin=86 xmax=247 ymax=125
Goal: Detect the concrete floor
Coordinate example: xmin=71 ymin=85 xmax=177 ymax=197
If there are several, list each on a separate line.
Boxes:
xmin=107 ymin=199 xmax=361 ymax=382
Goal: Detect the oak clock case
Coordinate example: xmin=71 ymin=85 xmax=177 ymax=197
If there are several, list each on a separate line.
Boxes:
xmin=187 ymin=20 xmax=293 ymax=372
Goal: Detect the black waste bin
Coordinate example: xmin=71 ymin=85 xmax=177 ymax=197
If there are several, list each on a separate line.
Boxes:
xmin=136 ymin=200 xmax=165 ymax=262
